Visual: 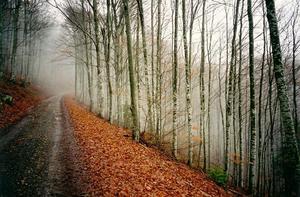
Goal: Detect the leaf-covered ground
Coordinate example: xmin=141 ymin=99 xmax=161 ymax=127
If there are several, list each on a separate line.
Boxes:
xmin=64 ymin=97 xmax=231 ymax=196
xmin=0 ymin=81 xmax=46 ymax=129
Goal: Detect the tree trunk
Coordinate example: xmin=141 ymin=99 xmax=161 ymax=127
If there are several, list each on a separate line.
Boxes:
xmin=225 ymin=0 xmax=240 ymax=173
xmin=238 ymin=0 xmax=244 ymax=187
xmin=123 ymin=0 xmax=140 ymax=142
xmin=92 ymin=0 xmax=103 ymax=116
xmin=257 ymin=2 xmax=267 ymax=193
xmin=104 ymin=0 xmax=113 ymax=121
xmin=11 ymin=0 xmax=21 ymax=79
xmin=172 ymin=0 xmax=179 ymax=158
xmin=155 ymin=0 xmax=162 ymax=144
xmin=247 ymin=0 xmax=256 ymax=193
xmin=136 ymin=0 xmax=153 ymax=133
xmin=200 ymin=0 xmax=206 ymax=171
xmin=265 ymin=0 xmax=300 ymax=195
xmin=182 ymin=0 xmax=193 ymax=166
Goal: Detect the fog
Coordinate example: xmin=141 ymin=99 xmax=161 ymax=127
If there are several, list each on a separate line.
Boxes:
xmin=35 ymin=24 xmax=74 ymax=95
xmin=1 ymin=0 xmax=299 ymax=195
xmin=40 ymin=0 xmax=290 ymax=96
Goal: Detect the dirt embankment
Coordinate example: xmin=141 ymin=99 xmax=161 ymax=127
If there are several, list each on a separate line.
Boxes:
xmin=0 ymin=80 xmax=46 ymax=129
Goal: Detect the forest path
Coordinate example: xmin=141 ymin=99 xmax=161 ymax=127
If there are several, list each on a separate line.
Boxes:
xmin=0 ymin=95 xmax=229 ymax=196
xmin=0 ymin=96 xmax=85 ymax=196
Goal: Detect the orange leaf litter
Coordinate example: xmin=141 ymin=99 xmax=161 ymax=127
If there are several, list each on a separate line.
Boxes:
xmin=0 ymin=81 xmax=46 ymax=128
xmin=64 ymin=97 xmax=231 ymax=197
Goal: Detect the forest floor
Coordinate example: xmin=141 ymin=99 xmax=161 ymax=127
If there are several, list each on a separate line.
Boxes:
xmin=64 ymin=97 xmax=231 ymax=196
xmin=0 ymin=81 xmax=233 ymax=196
xmin=0 ymin=80 xmax=46 ymax=130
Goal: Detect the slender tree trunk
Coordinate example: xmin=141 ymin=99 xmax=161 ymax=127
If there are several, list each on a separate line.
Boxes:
xmin=92 ymin=0 xmax=103 ymax=116
xmin=223 ymin=4 xmax=229 ymax=171
xmin=155 ymin=0 xmax=162 ymax=144
xmin=135 ymin=14 xmax=141 ymax=131
xmin=247 ymin=0 xmax=256 ymax=193
xmin=74 ymin=35 xmax=79 ymax=100
xmin=238 ymin=0 xmax=244 ymax=187
xmin=257 ymin=3 xmax=267 ymax=193
xmin=197 ymin=0 xmax=206 ymax=170
xmin=136 ymin=0 xmax=153 ymax=133
xmin=11 ymin=0 xmax=21 ymax=79
xmin=182 ymin=0 xmax=193 ymax=166
xmin=151 ymin=0 xmax=156 ymax=136
xmin=81 ymin=1 xmax=93 ymax=111
xmin=104 ymin=0 xmax=113 ymax=121
xmin=171 ymin=0 xmax=179 ymax=158
xmin=206 ymin=16 xmax=213 ymax=170
xmin=291 ymin=4 xmax=299 ymax=148
xmin=218 ymin=40 xmax=226 ymax=165
xmin=225 ymin=0 xmax=240 ymax=173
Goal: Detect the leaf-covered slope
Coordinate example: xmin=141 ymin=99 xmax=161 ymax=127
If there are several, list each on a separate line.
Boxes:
xmin=0 ymin=81 xmax=45 ymax=129
xmin=65 ymin=97 xmax=230 ymax=196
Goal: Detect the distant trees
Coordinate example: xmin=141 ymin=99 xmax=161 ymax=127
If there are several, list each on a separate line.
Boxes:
xmin=55 ymin=0 xmax=300 ymax=195
xmin=0 ymin=0 xmax=49 ymax=83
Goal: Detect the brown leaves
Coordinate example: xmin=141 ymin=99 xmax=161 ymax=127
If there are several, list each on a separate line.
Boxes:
xmin=0 ymin=81 xmax=46 ymax=129
xmin=64 ymin=97 xmax=231 ymax=197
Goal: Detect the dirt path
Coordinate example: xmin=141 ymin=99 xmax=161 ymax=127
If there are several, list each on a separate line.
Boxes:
xmin=0 ymin=96 xmax=85 ymax=196
xmin=0 ymin=96 xmax=230 ymax=196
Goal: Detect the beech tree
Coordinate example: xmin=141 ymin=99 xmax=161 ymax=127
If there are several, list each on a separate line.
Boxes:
xmin=247 ymin=0 xmax=256 ymax=192
xmin=265 ymin=0 xmax=300 ymax=195
xmin=172 ymin=0 xmax=179 ymax=158
xmin=123 ymin=0 xmax=139 ymax=141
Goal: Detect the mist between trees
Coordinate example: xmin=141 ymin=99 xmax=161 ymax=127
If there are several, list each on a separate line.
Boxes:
xmin=1 ymin=0 xmax=300 ymax=196
xmin=0 ymin=0 xmax=74 ymax=94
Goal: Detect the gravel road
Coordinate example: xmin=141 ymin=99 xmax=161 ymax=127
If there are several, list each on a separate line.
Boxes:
xmin=0 ymin=96 xmax=85 ymax=196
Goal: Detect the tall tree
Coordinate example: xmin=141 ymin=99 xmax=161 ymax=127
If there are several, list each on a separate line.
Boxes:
xmin=102 ymin=0 xmax=113 ymax=122
xmin=11 ymin=0 xmax=22 ymax=79
xmin=155 ymin=0 xmax=162 ymax=144
xmin=182 ymin=0 xmax=193 ymax=166
xmin=256 ymin=1 xmax=266 ymax=193
xmin=123 ymin=0 xmax=140 ymax=141
xmin=247 ymin=0 xmax=256 ymax=193
xmin=237 ymin=0 xmax=244 ymax=187
xmin=136 ymin=0 xmax=153 ymax=133
xmin=91 ymin=0 xmax=104 ymax=117
xmin=172 ymin=0 xmax=179 ymax=158
xmin=225 ymin=0 xmax=240 ymax=173
xmin=199 ymin=0 xmax=206 ymax=170
xmin=291 ymin=2 xmax=300 ymax=148
xmin=265 ymin=0 xmax=300 ymax=195
xmin=80 ymin=0 xmax=93 ymax=110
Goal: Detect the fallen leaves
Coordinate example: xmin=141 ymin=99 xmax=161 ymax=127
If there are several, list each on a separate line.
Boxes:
xmin=0 ymin=81 xmax=46 ymax=129
xmin=64 ymin=97 xmax=231 ymax=197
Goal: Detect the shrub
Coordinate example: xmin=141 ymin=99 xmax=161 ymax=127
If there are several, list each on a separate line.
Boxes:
xmin=208 ymin=166 xmax=228 ymax=186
